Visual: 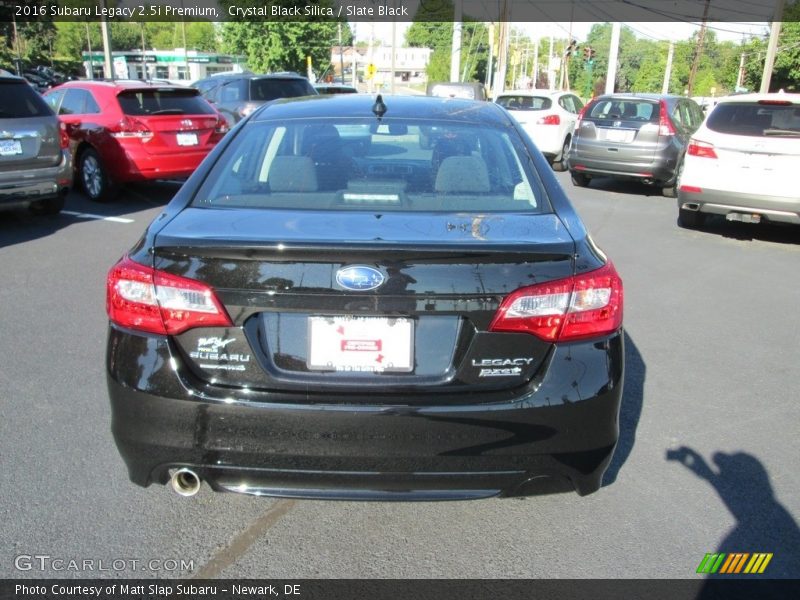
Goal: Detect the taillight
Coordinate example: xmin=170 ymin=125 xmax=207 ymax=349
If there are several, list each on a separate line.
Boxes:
xmin=59 ymin=121 xmax=69 ymax=149
xmin=489 ymin=262 xmax=623 ymax=342
xmin=106 ymin=256 xmax=232 ymax=335
xmin=687 ymin=139 xmax=718 ymax=159
xmin=110 ymin=116 xmax=153 ymax=139
xmin=658 ymin=100 xmax=676 ymax=136
xmin=210 ymin=116 xmax=230 ymax=142
xmin=537 ymin=114 xmax=560 ymax=125
xmin=576 ymin=103 xmax=590 ymax=125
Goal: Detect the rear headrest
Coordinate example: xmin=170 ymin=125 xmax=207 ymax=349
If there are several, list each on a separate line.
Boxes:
xmin=435 ymin=156 xmax=490 ymax=193
xmin=268 ymin=156 xmax=318 ymax=192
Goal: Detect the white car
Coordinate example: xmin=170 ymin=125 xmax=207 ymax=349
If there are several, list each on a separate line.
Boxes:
xmin=677 ymin=93 xmax=800 ymax=228
xmin=495 ymin=90 xmax=584 ymax=171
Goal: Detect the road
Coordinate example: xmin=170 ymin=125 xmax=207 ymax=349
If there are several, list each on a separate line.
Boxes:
xmin=1 ymin=174 xmax=798 ymax=580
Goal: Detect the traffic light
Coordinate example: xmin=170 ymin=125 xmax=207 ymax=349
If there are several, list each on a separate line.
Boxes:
xmin=583 ymin=47 xmax=592 ymax=61
xmin=590 ymin=47 xmax=597 ymax=60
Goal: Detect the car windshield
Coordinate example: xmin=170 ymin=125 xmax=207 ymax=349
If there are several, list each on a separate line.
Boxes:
xmin=588 ymin=99 xmax=659 ymax=122
xmin=496 ymin=96 xmax=552 ymax=111
xmin=192 ymin=118 xmax=545 ymax=213
xmin=250 ymin=79 xmax=316 ymax=101
xmin=0 ymin=81 xmax=52 ymax=118
xmin=707 ymin=102 xmax=800 ymax=137
xmin=117 ymin=89 xmax=215 ymax=116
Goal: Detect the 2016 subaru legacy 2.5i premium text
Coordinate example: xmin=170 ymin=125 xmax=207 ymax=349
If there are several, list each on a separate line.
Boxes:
xmin=105 ymin=95 xmax=624 ymax=501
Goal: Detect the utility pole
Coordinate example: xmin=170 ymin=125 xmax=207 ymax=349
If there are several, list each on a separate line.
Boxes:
xmin=760 ymin=0 xmax=785 ymax=93
xmin=86 ymin=23 xmax=94 ymax=80
xmin=351 ymin=24 xmax=357 ymax=88
xmin=486 ymin=23 xmax=495 ymax=91
xmin=493 ymin=4 xmax=510 ymax=99
xmin=533 ymin=37 xmax=539 ymax=88
xmin=662 ymin=42 xmax=674 ymax=94
xmin=687 ymin=0 xmax=711 ymax=97
xmin=390 ymin=18 xmax=397 ymax=94
xmin=736 ymin=51 xmax=746 ymax=90
xmin=606 ymin=22 xmax=621 ymax=94
xmin=548 ymin=35 xmax=554 ymax=91
xmin=450 ymin=0 xmax=463 ymax=82
xmin=338 ymin=23 xmax=345 ymax=84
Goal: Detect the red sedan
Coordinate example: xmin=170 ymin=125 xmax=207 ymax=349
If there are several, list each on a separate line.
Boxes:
xmin=44 ymin=80 xmax=228 ymax=201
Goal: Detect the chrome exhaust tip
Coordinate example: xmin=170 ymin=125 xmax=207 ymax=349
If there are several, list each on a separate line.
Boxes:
xmin=170 ymin=468 xmax=201 ymax=497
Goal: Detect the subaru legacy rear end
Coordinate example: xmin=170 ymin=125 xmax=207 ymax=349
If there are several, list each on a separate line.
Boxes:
xmin=106 ymin=95 xmax=624 ymax=501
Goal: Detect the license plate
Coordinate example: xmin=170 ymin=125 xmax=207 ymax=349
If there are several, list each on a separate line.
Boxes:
xmin=604 ymin=128 xmax=632 ymax=143
xmin=307 ymin=316 xmax=414 ymax=373
xmin=176 ymin=132 xmax=198 ymax=146
xmin=0 ymin=139 xmax=22 ymax=156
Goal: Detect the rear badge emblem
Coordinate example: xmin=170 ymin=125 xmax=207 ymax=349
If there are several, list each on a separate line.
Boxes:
xmin=336 ymin=266 xmax=385 ymax=291
xmin=613 ymin=120 xmax=622 ymax=127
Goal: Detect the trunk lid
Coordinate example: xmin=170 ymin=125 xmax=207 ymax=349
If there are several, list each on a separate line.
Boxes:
xmin=153 ymin=208 xmax=576 ymax=401
xmin=0 ymin=80 xmax=62 ymax=172
xmin=574 ymin=98 xmax=663 ymax=164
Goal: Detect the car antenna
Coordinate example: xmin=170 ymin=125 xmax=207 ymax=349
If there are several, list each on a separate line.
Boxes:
xmin=372 ymin=94 xmax=387 ymax=120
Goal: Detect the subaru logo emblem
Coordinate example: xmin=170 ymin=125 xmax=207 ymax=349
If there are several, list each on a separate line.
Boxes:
xmin=181 ymin=119 xmax=193 ymax=128
xmin=336 ymin=266 xmax=385 ymax=292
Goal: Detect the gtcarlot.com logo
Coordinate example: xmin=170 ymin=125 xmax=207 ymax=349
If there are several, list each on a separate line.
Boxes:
xmin=14 ymin=554 xmax=194 ymax=573
xmin=697 ymin=552 xmax=773 ymax=575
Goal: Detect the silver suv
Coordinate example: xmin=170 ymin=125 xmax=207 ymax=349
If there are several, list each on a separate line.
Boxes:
xmin=0 ymin=76 xmax=71 ymax=214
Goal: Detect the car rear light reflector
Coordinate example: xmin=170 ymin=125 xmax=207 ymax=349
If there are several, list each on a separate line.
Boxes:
xmin=757 ymin=99 xmax=791 ymax=105
xmin=687 ymin=139 xmax=718 ymax=159
xmin=537 ymin=114 xmax=561 ymax=125
xmin=59 ymin=121 xmax=69 ymax=149
xmin=573 ymin=164 xmax=587 ymax=170
xmin=107 ymin=256 xmax=232 ymax=335
xmin=489 ymin=262 xmax=623 ymax=342
xmin=680 ymin=185 xmax=703 ymax=193
xmin=111 ymin=117 xmax=154 ymax=139
xmin=658 ymin=100 xmax=676 ymax=136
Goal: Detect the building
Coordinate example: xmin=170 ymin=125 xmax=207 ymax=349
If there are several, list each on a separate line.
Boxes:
xmin=329 ymin=45 xmax=431 ymax=84
xmin=82 ymin=49 xmax=246 ymax=83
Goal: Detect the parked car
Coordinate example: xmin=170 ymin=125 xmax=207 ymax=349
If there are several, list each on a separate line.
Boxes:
xmin=0 ymin=75 xmax=71 ymax=215
xmin=426 ymin=81 xmax=488 ymax=101
xmin=567 ymin=93 xmax=704 ymax=196
xmin=44 ymin=80 xmax=228 ymax=202
xmin=496 ymin=90 xmax=584 ymax=171
xmin=191 ymin=72 xmax=317 ymax=125
xmin=677 ymin=93 xmax=800 ymax=228
xmin=314 ymin=83 xmax=358 ymax=95
xmin=105 ymin=94 xmax=624 ymax=500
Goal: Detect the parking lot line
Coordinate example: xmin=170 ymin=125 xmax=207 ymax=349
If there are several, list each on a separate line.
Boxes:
xmin=62 ymin=210 xmax=134 ymax=224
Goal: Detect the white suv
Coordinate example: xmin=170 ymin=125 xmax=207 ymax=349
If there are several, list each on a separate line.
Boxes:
xmin=677 ymin=93 xmax=800 ymax=228
xmin=496 ymin=90 xmax=583 ymax=171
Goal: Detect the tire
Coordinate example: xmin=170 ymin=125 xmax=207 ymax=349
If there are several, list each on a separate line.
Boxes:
xmin=552 ymin=137 xmax=571 ymax=172
xmin=662 ymin=159 xmax=684 ymax=198
xmin=678 ymin=208 xmax=705 ymax=229
xmin=79 ymin=148 xmax=115 ymax=202
xmin=29 ymin=195 xmax=65 ymax=215
xmin=571 ymin=171 xmax=590 ymax=187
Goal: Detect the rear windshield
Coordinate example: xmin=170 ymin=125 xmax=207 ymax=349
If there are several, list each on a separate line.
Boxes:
xmin=117 ymin=89 xmax=215 ymax=116
xmin=496 ymin=96 xmax=552 ymax=111
xmin=0 ymin=81 xmax=52 ymax=118
xmin=250 ymin=78 xmax=316 ymax=101
xmin=428 ymin=84 xmax=482 ymax=100
xmin=587 ymin=99 xmax=660 ymax=122
xmin=706 ymin=102 xmax=800 ymax=137
xmin=192 ymin=118 xmax=545 ymax=213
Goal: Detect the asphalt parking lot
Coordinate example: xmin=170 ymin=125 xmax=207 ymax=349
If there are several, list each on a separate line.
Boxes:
xmin=1 ymin=174 xmax=798 ymax=580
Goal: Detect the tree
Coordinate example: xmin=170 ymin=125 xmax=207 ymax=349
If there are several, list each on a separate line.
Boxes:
xmin=221 ymin=4 xmax=350 ymax=76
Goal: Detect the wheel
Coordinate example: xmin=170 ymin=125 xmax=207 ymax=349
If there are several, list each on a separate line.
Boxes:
xmin=29 ymin=195 xmax=65 ymax=215
xmin=678 ymin=207 xmax=705 ymax=229
xmin=552 ymin=137 xmax=571 ymax=172
xmin=571 ymin=171 xmax=590 ymax=187
xmin=662 ymin=159 xmax=684 ymax=198
xmin=79 ymin=148 xmax=115 ymax=202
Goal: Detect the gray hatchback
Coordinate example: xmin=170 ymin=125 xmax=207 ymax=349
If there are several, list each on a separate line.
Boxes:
xmin=0 ymin=76 xmax=71 ymax=214
xmin=567 ymin=93 xmax=703 ymax=196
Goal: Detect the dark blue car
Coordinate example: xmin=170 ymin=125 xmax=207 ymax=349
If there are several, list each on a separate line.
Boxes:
xmin=105 ymin=94 xmax=624 ymax=500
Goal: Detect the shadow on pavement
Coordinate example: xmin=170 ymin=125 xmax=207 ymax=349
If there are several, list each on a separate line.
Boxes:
xmin=667 ymin=446 xmax=800 ymax=582
xmin=690 ymin=215 xmax=800 ymax=246
xmin=603 ymin=330 xmax=645 ymax=486
xmin=581 ymin=176 xmax=669 ymax=198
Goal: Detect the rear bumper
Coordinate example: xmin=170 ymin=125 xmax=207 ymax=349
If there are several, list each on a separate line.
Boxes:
xmin=567 ymin=152 xmax=677 ymax=183
xmin=678 ymin=189 xmax=800 ymax=225
xmin=113 ymin=145 xmax=213 ymax=182
xmin=107 ymin=326 xmax=624 ymax=500
xmin=0 ymin=152 xmax=71 ymax=207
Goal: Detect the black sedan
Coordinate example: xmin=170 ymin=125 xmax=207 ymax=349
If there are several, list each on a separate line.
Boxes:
xmin=105 ymin=94 xmax=624 ymax=501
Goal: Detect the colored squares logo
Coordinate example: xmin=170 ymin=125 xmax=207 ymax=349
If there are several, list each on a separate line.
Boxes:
xmin=697 ymin=553 xmax=773 ymax=574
